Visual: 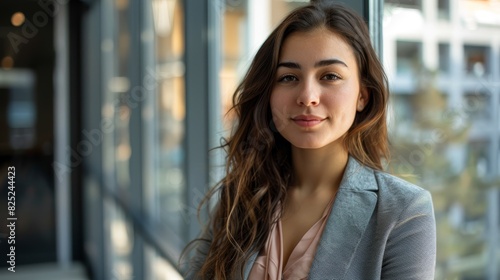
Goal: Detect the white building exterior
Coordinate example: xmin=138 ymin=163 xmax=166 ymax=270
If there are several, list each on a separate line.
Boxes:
xmin=384 ymin=0 xmax=500 ymax=278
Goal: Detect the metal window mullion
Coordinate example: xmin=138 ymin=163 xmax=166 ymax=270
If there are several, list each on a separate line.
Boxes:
xmin=369 ymin=0 xmax=383 ymax=59
xmin=184 ymin=0 xmax=210 ymax=242
xmin=81 ymin=1 xmax=106 ymax=279
xmin=54 ymin=0 xmax=71 ymax=269
xmin=208 ymin=0 xmax=225 ymax=206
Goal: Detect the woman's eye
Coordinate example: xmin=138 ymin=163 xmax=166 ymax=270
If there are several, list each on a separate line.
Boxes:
xmin=278 ymin=75 xmax=298 ymax=82
xmin=322 ymin=73 xmax=341 ymax=80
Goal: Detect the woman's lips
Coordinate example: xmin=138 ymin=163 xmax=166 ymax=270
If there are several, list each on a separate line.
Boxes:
xmin=291 ymin=115 xmax=326 ymax=127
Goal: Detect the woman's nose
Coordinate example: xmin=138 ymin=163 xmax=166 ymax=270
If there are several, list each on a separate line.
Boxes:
xmin=296 ymin=80 xmax=320 ymax=106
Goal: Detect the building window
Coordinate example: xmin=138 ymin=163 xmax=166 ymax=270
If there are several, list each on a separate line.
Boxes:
xmin=391 ymin=94 xmax=414 ymax=123
xmin=438 ymin=43 xmax=450 ymax=74
xmin=464 ymin=45 xmax=490 ymax=77
xmin=463 ymin=91 xmax=491 ymax=121
xmin=396 ymin=41 xmax=422 ymax=75
xmin=437 ymin=0 xmax=450 ymax=20
xmin=468 ymin=140 xmax=490 ymax=177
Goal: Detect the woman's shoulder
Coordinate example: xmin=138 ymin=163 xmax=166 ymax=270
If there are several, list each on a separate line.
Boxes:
xmin=345 ymin=156 xmax=432 ymax=212
xmin=373 ymin=169 xmax=426 ymax=193
xmin=371 ymin=168 xmax=433 ymax=211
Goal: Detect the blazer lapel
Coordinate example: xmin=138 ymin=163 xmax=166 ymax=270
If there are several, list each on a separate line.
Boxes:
xmin=308 ymin=157 xmax=378 ymax=279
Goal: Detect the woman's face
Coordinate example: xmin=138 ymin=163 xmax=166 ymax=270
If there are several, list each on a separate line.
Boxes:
xmin=270 ymin=27 xmax=368 ymax=150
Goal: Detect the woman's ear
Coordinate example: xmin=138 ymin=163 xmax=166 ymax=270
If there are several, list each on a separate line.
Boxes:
xmin=357 ymin=87 xmax=369 ymax=112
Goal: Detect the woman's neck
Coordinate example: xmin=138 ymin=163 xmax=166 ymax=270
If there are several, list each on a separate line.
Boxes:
xmin=291 ymin=143 xmax=348 ymax=195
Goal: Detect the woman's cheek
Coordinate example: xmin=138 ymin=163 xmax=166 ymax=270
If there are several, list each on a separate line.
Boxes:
xmin=271 ymin=106 xmax=289 ymax=133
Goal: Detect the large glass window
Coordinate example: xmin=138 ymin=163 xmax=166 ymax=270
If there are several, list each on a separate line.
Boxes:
xmin=106 ymin=0 xmax=135 ymax=278
xmin=153 ymin=0 xmax=185 ymax=245
xmin=97 ymin=0 xmax=187 ymax=278
xmin=142 ymin=0 xmax=185 ymax=253
xmin=384 ymin=0 xmax=500 ymax=278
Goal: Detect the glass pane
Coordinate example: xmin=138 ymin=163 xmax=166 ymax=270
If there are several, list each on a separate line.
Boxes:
xmin=106 ymin=199 xmax=134 ymax=280
xmin=113 ymin=0 xmax=132 ymax=191
xmin=383 ymin=0 xmax=500 ymax=278
xmin=144 ymin=244 xmax=183 ymax=280
xmin=144 ymin=0 xmax=186 ymax=252
xmin=157 ymin=0 xmax=185 ymax=248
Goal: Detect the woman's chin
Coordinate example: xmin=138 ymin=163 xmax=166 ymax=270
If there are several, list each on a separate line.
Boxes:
xmin=286 ymin=137 xmax=345 ymax=151
xmin=289 ymin=141 xmax=327 ymax=150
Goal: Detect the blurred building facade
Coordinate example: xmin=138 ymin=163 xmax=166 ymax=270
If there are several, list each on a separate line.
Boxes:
xmin=0 ymin=0 xmax=498 ymax=279
xmin=384 ymin=0 xmax=500 ymax=279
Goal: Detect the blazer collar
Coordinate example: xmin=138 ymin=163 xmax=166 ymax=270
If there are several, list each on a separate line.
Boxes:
xmin=308 ymin=156 xmax=378 ymax=279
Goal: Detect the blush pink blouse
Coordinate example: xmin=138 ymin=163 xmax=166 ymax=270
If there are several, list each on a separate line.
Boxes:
xmin=248 ymin=197 xmax=335 ymax=280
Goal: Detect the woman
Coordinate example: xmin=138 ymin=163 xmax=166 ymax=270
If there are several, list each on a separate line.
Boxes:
xmin=182 ymin=3 xmax=436 ymax=279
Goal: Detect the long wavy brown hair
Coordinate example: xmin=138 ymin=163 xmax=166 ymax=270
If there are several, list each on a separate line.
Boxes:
xmin=184 ymin=2 xmax=389 ymax=279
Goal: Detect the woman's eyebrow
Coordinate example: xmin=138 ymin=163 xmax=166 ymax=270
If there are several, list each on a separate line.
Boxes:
xmin=277 ymin=61 xmax=300 ymax=69
xmin=277 ymin=58 xmax=348 ymax=69
xmin=315 ymin=58 xmax=348 ymax=68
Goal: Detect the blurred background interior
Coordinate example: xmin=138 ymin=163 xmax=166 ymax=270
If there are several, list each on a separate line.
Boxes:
xmin=0 ymin=0 xmax=498 ymax=279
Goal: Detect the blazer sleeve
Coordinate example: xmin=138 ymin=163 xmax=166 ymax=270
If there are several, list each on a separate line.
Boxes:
xmin=381 ymin=190 xmax=436 ymax=280
xmin=181 ymin=225 xmax=213 ymax=280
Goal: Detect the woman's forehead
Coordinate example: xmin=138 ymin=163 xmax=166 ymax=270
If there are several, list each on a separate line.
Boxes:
xmin=279 ymin=28 xmax=356 ymax=67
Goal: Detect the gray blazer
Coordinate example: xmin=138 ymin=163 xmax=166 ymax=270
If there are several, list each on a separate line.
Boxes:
xmin=183 ymin=156 xmax=436 ymax=279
